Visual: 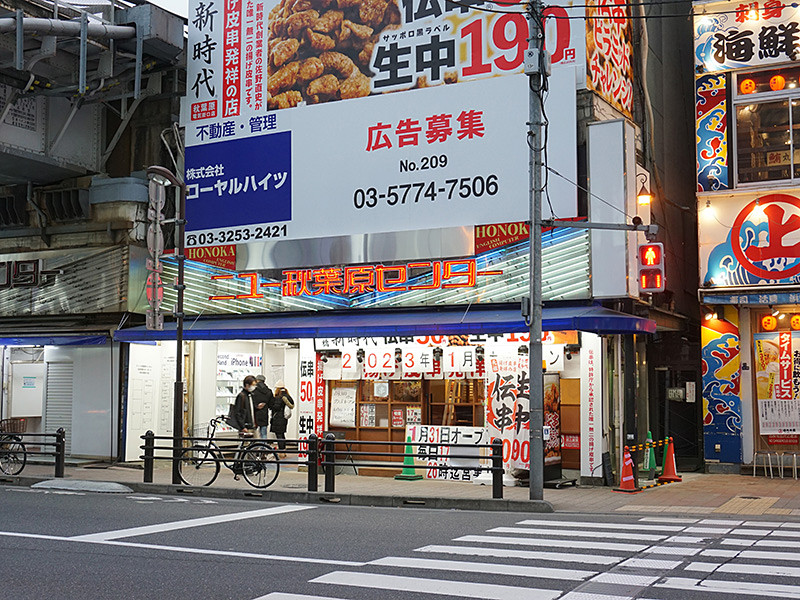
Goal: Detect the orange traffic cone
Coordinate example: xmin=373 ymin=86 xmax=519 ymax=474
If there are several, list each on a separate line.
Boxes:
xmin=657 ymin=437 xmax=682 ymax=483
xmin=613 ymin=446 xmax=641 ymax=493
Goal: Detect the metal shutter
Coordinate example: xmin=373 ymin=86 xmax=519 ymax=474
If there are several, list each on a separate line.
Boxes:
xmin=45 ymin=362 xmax=73 ymax=455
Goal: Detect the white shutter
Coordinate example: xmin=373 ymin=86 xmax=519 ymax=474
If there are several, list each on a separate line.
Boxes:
xmin=45 ymin=362 xmax=73 ymax=455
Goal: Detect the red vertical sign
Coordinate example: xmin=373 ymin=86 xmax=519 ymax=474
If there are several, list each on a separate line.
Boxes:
xmin=778 ymin=332 xmax=793 ymax=400
xmin=315 ymin=352 xmax=325 ymax=436
xmin=223 ymin=0 xmax=241 ymax=117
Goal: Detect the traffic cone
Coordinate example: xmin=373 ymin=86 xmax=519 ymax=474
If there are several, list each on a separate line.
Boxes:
xmin=657 ymin=437 xmax=682 ymax=483
xmin=394 ymin=437 xmax=422 ymax=481
xmin=643 ymin=430 xmax=657 ymax=480
xmin=613 ymin=446 xmax=641 ymax=493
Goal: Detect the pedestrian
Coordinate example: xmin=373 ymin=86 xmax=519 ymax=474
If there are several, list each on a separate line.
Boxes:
xmin=253 ymin=374 xmax=274 ymax=439
xmin=270 ymin=380 xmax=295 ymax=457
xmin=231 ymin=375 xmax=258 ymax=437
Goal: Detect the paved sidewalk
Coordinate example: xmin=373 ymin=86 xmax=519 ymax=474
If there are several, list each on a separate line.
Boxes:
xmin=5 ymin=461 xmax=800 ymax=517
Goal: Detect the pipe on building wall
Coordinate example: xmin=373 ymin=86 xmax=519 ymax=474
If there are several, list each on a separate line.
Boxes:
xmin=0 ymin=17 xmax=136 ymax=40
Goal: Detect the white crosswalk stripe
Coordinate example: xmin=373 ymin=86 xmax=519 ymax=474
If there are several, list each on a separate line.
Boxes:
xmin=290 ymin=516 xmax=800 ymax=600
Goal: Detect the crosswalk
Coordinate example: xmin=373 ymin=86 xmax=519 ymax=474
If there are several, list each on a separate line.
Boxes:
xmin=257 ymin=515 xmax=800 ymax=600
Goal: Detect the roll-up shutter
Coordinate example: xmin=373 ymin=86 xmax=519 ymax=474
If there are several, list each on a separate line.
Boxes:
xmin=45 ymin=362 xmax=73 ymax=455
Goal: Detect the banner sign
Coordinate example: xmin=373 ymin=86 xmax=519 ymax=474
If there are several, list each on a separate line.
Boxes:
xmin=586 ymin=0 xmax=633 ymax=117
xmin=754 ymin=332 xmax=800 ymax=434
xmin=700 ymin=191 xmax=800 ymax=287
xmin=694 ymin=1 xmax=800 ymax=72
xmin=406 ymin=424 xmax=488 ymax=481
xmin=185 ymin=0 xmax=580 ymax=247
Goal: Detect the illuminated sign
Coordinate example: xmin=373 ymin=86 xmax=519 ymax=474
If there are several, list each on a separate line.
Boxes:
xmin=208 ymin=259 xmax=502 ymax=301
xmin=637 ymin=242 xmax=665 ymax=293
xmin=762 ymin=314 xmax=778 ymax=331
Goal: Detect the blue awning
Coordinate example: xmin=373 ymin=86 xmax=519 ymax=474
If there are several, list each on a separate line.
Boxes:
xmin=114 ymin=305 xmax=655 ymax=342
xmin=0 ymin=334 xmax=108 ymax=346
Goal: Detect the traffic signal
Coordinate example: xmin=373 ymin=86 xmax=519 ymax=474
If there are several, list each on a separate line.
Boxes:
xmin=638 ymin=242 xmax=665 ymax=293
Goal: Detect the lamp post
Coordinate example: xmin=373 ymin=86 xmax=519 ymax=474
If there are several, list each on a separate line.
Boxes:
xmin=146 ymin=165 xmax=186 ymax=485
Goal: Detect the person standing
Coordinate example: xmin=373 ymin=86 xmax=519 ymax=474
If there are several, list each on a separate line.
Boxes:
xmin=253 ymin=374 xmax=274 ymax=439
xmin=232 ymin=375 xmax=257 ymax=436
xmin=269 ymin=380 xmax=295 ymax=457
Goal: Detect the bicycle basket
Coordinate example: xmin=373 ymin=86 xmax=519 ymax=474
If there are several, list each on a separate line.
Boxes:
xmin=0 ymin=418 xmax=26 ymax=433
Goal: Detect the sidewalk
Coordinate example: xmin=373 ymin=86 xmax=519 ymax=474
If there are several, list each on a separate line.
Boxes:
xmin=6 ymin=461 xmax=800 ymax=517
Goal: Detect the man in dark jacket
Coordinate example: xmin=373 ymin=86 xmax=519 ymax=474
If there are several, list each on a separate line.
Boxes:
xmin=253 ymin=374 xmax=274 ymax=439
xmin=231 ymin=375 xmax=257 ymax=434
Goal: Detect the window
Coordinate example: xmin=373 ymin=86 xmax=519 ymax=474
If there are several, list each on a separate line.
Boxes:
xmin=735 ymin=67 xmax=800 ymax=184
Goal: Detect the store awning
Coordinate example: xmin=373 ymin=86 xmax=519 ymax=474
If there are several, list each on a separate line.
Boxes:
xmin=0 ymin=334 xmax=108 ymax=346
xmin=114 ymin=305 xmax=655 ymax=342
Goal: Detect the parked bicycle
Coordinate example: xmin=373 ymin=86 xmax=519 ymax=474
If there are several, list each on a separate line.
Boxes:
xmin=0 ymin=433 xmax=26 ymax=476
xmin=178 ymin=417 xmax=280 ymax=488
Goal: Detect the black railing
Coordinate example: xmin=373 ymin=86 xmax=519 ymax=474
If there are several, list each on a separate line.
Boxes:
xmin=140 ymin=432 xmax=505 ymax=498
xmin=0 ymin=428 xmax=66 ymax=478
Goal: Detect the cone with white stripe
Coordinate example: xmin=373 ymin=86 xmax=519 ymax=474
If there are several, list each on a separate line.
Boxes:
xmin=657 ymin=437 xmax=682 ymax=483
xmin=613 ymin=446 xmax=641 ymax=493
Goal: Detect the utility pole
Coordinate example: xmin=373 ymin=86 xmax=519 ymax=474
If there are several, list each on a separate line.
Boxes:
xmin=527 ymin=0 xmax=546 ymax=502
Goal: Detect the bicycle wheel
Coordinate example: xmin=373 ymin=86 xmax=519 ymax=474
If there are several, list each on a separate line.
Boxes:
xmin=241 ymin=442 xmax=280 ymax=489
xmin=0 ymin=435 xmax=26 ymax=476
xmin=178 ymin=445 xmax=220 ymax=486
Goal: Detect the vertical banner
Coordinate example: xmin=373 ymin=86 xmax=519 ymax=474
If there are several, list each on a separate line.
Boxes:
xmin=315 ymin=351 xmax=326 ymax=437
xmin=580 ymin=332 xmax=602 ymax=478
xmin=297 ymin=338 xmax=316 ymax=459
xmin=485 ymin=355 xmax=530 ymax=470
xmin=754 ymin=332 xmax=800 ymax=434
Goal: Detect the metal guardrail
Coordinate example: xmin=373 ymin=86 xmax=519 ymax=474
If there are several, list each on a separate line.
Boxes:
xmin=0 ymin=428 xmax=66 ymax=478
xmin=140 ymin=432 xmax=506 ymax=499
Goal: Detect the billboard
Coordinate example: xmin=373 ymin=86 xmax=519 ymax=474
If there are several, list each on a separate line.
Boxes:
xmin=184 ymin=0 xmax=581 ymax=248
xmin=700 ymin=190 xmax=800 ymax=288
xmin=694 ymin=1 xmax=800 ymax=72
xmin=586 ymin=0 xmax=633 ymax=118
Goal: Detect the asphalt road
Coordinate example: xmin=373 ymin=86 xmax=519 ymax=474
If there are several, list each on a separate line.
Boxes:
xmin=2 ymin=484 xmax=800 ymax=600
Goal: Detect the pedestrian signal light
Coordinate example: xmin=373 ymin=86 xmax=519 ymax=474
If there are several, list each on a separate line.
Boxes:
xmin=638 ymin=242 xmax=665 ymax=293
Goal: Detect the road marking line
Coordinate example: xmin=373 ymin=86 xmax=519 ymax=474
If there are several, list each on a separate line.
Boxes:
xmin=721 ymin=538 xmax=756 ymax=546
xmin=700 ymin=549 xmax=740 ymax=558
xmin=559 ymin=593 xmax=637 ymax=600
xmin=369 ymin=556 xmax=595 ymax=580
xmin=716 ymin=563 xmax=800 ymax=577
xmin=617 ymin=558 xmax=682 ymax=569
xmin=454 ymin=535 xmax=646 ymax=553
xmin=755 ymin=539 xmax=800 ymax=548
xmin=415 ymin=544 xmax=622 ymax=565
xmin=768 ymin=530 xmax=800 ymax=538
xmin=683 ymin=527 xmax=731 ymax=535
xmin=488 ymin=527 xmax=665 ymax=542
xmin=729 ymin=529 xmax=771 ymax=536
xmin=0 ymin=530 xmax=364 ymax=566
xmin=656 ymin=576 xmax=800 ymax=598
xmin=699 ymin=519 xmax=743 ymax=526
xmin=516 ymin=519 xmax=684 ymax=532
xmin=684 ymin=562 xmax=719 ymax=572
xmin=743 ymin=521 xmax=786 ymax=527
xmin=664 ymin=536 xmax=706 ymax=544
xmin=642 ymin=546 xmax=701 ymax=556
xmin=310 ymin=571 xmax=561 ymax=600
xmin=254 ymin=594 xmax=351 ymax=600
xmin=739 ymin=549 xmax=800 ymax=561
xmin=638 ymin=517 xmax=698 ymax=524
xmin=70 ymin=505 xmax=315 ymax=541
xmin=588 ymin=573 xmax=658 ymax=586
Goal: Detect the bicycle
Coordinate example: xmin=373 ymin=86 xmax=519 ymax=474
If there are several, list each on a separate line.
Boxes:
xmin=0 ymin=433 xmax=26 ymax=476
xmin=177 ymin=417 xmax=280 ymax=488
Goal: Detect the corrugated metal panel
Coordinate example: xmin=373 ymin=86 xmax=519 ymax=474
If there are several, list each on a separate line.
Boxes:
xmin=0 ymin=246 xmax=128 ymax=316
xmin=45 ymin=362 xmax=73 ymax=455
xmin=141 ymin=228 xmax=591 ymax=316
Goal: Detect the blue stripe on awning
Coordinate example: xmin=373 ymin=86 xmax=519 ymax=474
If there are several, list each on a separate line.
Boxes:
xmin=114 ymin=305 xmax=655 ymax=342
xmin=0 ymin=335 xmax=108 ymax=346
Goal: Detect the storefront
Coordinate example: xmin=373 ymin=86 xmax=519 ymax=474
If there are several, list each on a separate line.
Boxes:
xmin=695 ymin=1 xmax=800 ymax=468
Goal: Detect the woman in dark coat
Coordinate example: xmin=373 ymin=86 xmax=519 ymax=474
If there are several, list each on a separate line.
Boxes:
xmin=269 ymin=380 xmax=295 ymax=456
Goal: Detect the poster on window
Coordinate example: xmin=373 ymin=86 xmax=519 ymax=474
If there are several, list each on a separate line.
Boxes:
xmin=485 ymin=354 xmax=529 ymax=470
xmin=754 ymin=332 xmax=800 ymax=434
xmin=406 ymin=424 xmax=487 ymax=481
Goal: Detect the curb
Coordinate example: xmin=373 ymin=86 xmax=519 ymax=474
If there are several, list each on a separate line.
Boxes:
xmin=2 ymin=475 xmax=554 ymax=513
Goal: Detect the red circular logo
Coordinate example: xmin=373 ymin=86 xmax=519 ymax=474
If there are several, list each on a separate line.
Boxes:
xmin=731 ymin=193 xmax=800 ymax=280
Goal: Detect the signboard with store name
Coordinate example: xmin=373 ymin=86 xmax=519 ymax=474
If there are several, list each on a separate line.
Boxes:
xmin=700 ymin=191 xmax=800 ymax=287
xmin=694 ymin=0 xmax=800 ymax=72
xmin=184 ymin=0 xmax=581 ymax=248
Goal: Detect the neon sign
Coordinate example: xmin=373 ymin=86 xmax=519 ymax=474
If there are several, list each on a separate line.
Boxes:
xmin=208 ymin=259 xmax=503 ymax=301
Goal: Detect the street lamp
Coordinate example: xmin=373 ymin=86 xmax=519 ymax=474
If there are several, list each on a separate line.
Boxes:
xmin=146 ymin=165 xmax=186 ymax=485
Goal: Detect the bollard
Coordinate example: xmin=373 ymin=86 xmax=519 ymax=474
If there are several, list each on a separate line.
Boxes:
xmin=324 ymin=432 xmax=336 ymax=493
xmin=307 ymin=434 xmax=318 ymax=492
xmin=55 ymin=428 xmax=66 ymax=478
xmin=143 ymin=430 xmax=155 ymax=483
xmin=491 ymin=438 xmax=503 ymax=499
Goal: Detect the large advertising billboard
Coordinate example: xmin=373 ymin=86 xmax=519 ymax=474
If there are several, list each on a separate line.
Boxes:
xmin=184 ymin=0 xmax=583 ymax=248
